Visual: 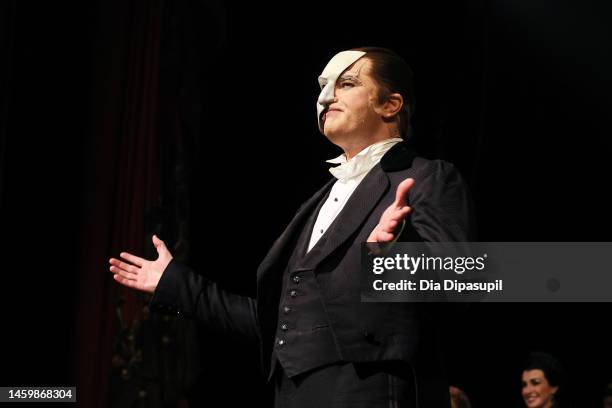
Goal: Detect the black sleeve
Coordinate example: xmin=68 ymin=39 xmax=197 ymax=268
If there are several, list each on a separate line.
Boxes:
xmin=149 ymin=259 xmax=260 ymax=344
xmin=404 ymin=159 xmax=477 ymax=315
xmin=407 ymin=159 xmax=477 ymax=242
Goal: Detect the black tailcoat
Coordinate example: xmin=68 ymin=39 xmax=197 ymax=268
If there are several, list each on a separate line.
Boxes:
xmin=151 ymin=142 xmax=476 ymax=407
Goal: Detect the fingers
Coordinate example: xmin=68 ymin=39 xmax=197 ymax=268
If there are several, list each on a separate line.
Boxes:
xmin=119 ymin=252 xmax=144 ymax=267
xmin=399 ymin=206 xmax=412 ymax=219
xmin=109 ymin=262 xmax=137 ymax=280
xmin=152 ymin=234 xmax=165 ymax=248
xmin=152 ymin=234 xmax=169 ymax=255
xmin=109 ymin=258 xmax=138 ymax=275
xmin=109 ymin=258 xmax=139 ymax=285
xmin=113 ymin=273 xmax=138 ymax=288
xmin=109 ymin=264 xmax=135 ymax=276
xmin=110 ymin=263 xmax=136 ymax=279
xmin=386 ymin=206 xmax=412 ymax=225
xmin=394 ymin=178 xmax=415 ymax=207
xmin=381 ymin=219 xmax=399 ymax=233
xmin=376 ymin=230 xmax=395 ymax=243
xmin=367 ymin=230 xmax=394 ymax=243
xmin=381 ymin=208 xmax=411 ymax=232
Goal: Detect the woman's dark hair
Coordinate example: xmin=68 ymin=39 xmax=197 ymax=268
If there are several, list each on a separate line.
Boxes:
xmin=522 ymin=352 xmax=565 ymax=387
xmin=350 ymin=46 xmax=415 ymax=139
xmin=523 ymin=352 xmax=566 ymax=407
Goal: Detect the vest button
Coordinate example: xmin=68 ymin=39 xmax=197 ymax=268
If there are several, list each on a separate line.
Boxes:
xmin=281 ymin=323 xmax=289 ymax=331
xmin=290 ymin=290 xmax=298 ymax=298
xmin=283 ymin=306 xmax=291 ymax=314
xmin=292 ymin=275 xmax=301 ymax=284
xmin=277 ymin=338 xmax=286 ymax=347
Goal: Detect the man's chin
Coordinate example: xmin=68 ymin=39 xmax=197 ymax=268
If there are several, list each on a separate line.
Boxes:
xmin=323 ymin=122 xmax=347 ymax=138
xmin=323 ymin=128 xmax=344 ymax=144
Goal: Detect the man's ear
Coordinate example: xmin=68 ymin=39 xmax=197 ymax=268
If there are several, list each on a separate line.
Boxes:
xmin=381 ymin=93 xmax=403 ymax=118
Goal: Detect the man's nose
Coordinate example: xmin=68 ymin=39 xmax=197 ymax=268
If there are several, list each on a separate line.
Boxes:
xmin=318 ymin=83 xmax=336 ymax=106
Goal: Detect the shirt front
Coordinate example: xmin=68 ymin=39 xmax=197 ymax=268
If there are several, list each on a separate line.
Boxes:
xmin=307 ymin=138 xmax=402 ymax=252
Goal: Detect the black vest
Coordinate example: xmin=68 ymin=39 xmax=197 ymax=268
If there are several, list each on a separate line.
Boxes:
xmin=268 ymin=189 xmax=342 ymax=380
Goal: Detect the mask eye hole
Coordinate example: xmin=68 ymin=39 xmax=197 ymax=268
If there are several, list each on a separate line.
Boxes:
xmin=318 ymin=77 xmax=328 ymax=90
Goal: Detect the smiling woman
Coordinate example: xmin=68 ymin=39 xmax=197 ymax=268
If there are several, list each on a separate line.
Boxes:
xmin=521 ymin=352 xmax=566 ymax=408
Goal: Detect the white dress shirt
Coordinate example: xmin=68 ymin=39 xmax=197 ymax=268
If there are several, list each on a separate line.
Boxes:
xmin=307 ymin=138 xmax=402 ymax=252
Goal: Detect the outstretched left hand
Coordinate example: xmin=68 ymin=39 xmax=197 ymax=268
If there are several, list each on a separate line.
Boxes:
xmin=367 ymin=178 xmax=414 ymax=242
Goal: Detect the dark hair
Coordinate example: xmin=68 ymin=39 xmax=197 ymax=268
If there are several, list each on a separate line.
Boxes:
xmin=522 ymin=352 xmax=565 ymax=407
xmin=350 ymin=46 xmax=415 ymax=139
xmin=522 ymin=352 xmax=565 ymax=387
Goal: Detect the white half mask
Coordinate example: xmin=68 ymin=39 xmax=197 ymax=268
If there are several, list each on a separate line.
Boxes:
xmin=317 ymin=50 xmax=366 ymax=133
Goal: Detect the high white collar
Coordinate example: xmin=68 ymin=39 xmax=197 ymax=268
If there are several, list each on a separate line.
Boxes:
xmin=326 ymin=138 xmax=403 ymax=182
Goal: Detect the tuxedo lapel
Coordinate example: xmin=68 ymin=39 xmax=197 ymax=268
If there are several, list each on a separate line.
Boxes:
xmin=256 ymin=178 xmax=335 ymax=280
xmin=256 ymin=141 xmax=416 ymax=280
xmin=298 ymin=165 xmax=390 ymax=270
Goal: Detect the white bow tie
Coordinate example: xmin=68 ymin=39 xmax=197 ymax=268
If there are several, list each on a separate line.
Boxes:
xmin=328 ymin=154 xmax=374 ymax=182
xmin=327 ymin=138 xmax=403 ymax=182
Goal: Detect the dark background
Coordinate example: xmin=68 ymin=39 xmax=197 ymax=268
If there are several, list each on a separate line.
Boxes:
xmin=1 ymin=0 xmax=611 ymax=406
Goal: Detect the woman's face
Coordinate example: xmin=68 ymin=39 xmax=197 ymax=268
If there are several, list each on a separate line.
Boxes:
xmin=522 ymin=369 xmax=558 ymax=408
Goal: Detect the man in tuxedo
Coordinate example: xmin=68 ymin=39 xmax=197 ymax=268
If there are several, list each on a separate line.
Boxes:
xmin=110 ymin=47 xmax=476 ymax=407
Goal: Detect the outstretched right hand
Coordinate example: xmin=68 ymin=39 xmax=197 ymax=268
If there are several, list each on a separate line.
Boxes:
xmin=109 ymin=234 xmax=173 ymax=294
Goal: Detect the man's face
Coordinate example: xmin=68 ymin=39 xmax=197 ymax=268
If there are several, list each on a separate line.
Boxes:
xmin=317 ymin=50 xmax=365 ymax=132
xmin=317 ymin=57 xmax=386 ymax=144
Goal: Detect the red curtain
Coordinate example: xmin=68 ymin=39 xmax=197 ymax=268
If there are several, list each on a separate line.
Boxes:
xmin=73 ymin=0 xmax=163 ymax=406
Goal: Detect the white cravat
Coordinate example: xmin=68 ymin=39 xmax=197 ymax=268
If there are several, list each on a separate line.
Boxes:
xmin=307 ymin=138 xmax=402 ymax=252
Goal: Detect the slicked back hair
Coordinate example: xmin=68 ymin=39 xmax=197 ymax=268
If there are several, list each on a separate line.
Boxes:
xmin=350 ymin=46 xmax=416 ymax=139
